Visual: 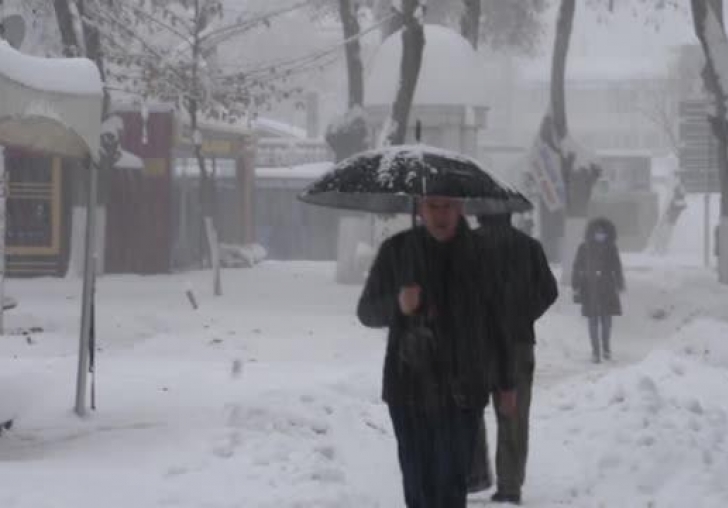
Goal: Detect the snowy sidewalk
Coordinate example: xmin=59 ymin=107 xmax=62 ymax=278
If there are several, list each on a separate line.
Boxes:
xmin=0 ymin=260 xmax=726 ymax=507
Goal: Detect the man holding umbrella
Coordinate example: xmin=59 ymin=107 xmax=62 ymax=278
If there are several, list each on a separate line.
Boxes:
xmin=358 ymin=196 xmax=517 ymax=507
xmin=297 ymin=145 xmax=532 ymax=507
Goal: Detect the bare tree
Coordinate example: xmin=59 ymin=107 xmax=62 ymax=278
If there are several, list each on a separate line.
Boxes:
xmin=460 ymin=0 xmax=481 ymax=49
xmin=339 ymin=0 xmax=365 ymax=108
xmin=54 ymin=0 xmax=116 ymax=160
xmin=323 ymin=0 xmax=370 ymax=162
xmin=635 ymin=83 xmax=681 ymax=157
xmin=542 ymin=0 xmax=601 ymax=217
xmin=85 ymin=0 xmax=309 ymax=294
xmin=691 ymin=0 xmax=728 ymax=282
xmin=479 ymin=0 xmax=549 ymax=55
xmin=408 ymin=0 xmax=550 ymax=55
xmin=386 ymin=0 xmax=426 ymax=146
xmin=535 ymin=0 xmax=601 ymax=281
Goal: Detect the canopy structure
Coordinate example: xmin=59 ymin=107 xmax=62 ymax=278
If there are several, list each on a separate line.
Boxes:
xmin=0 ymin=41 xmax=103 ymax=416
xmin=0 ymin=42 xmax=102 ymax=158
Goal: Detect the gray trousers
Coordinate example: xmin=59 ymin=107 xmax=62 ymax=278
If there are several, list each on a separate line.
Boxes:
xmin=492 ymin=343 xmax=535 ymax=496
xmin=588 ymin=315 xmax=612 ymax=360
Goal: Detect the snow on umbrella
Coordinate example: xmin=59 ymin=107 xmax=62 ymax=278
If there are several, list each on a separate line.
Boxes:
xmin=297 ymin=144 xmax=532 ymax=215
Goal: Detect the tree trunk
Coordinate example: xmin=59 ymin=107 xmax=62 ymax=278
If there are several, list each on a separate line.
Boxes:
xmin=326 ymin=0 xmax=368 ymax=163
xmin=460 ymin=0 xmax=481 ymax=49
xmin=53 ymin=0 xmax=80 ymax=57
xmin=54 ymin=0 xmax=112 ymax=276
xmin=188 ymin=0 xmax=222 ymax=294
xmin=189 ymin=97 xmax=222 ymax=294
xmin=339 ymin=0 xmax=364 ymax=108
xmin=548 ymin=0 xmax=599 ymax=217
xmin=692 ymin=0 xmax=728 ymax=283
xmin=550 ymin=0 xmax=574 ymax=141
xmin=387 ymin=0 xmax=425 ymax=146
xmin=692 ymin=0 xmax=728 ymax=215
xmin=546 ymin=0 xmax=594 ymax=283
xmin=375 ymin=0 xmax=403 ymax=40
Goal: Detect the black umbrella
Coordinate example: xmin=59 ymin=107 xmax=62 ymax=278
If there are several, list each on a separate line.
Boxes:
xmin=297 ymin=144 xmax=532 ymax=216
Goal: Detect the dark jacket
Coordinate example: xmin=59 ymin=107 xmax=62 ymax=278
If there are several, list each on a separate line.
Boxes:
xmin=571 ymin=217 xmax=624 ymax=317
xmin=357 ymin=220 xmax=514 ymax=409
xmin=476 ymin=216 xmax=558 ymax=345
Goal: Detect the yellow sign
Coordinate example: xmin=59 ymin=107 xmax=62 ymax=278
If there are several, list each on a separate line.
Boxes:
xmin=201 ymin=139 xmax=234 ymax=156
xmin=145 ymin=158 xmax=167 ymax=177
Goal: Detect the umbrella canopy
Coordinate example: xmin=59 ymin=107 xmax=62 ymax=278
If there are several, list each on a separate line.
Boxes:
xmin=298 ymin=145 xmax=532 ymax=215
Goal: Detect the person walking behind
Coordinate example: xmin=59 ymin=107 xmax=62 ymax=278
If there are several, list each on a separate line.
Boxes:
xmin=571 ymin=217 xmax=625 ymax=364
xmin=472 ymin=213 xmax=558 ymax=505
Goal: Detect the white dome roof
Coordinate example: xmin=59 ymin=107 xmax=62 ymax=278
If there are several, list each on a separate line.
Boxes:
xmin=365 ymin=24 xmax=489 ymax=107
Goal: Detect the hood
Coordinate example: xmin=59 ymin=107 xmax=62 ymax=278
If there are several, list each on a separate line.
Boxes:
xmin=585 ymin=216 xmax=617 ymax=243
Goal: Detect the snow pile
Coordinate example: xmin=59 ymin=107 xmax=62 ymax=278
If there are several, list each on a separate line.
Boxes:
xmin=325 ymin=106 xmax=367 ymax=139
xmin=561 ymin=134 xmax=598 ymax=173
xmin=256 ymin=163 xmax=333 ymax=181
xmin=535 ymin=322 xmax=728 ymax=508
xmin=220 ymin=243 xmax=267 ymax=268
xmin=668 ymin=194 xmax=720 ymax=265
xmin=669 ymin=318 xmax=728 ymax=371
xmin=0 ymin=41 xmax=101 ymax=95
xmin=115 ymin=150 xmax=144 ymax=170
xmin=255 ymin=117 xmax=307 ymax=140
xmin=0 ymin=375 xmax=26 ymax=424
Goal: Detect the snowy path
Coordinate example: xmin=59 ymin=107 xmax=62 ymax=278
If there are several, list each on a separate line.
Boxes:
xmin=0 ymin=260 xmax=726 ymax=507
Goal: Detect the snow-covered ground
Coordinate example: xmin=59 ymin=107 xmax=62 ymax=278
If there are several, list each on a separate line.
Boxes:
xmin=0 ymin=209 xmax=727 ymax=506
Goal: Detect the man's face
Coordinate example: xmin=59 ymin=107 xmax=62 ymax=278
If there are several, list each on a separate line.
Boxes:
xmin=419 ymin=197 xmax=463 ymax=242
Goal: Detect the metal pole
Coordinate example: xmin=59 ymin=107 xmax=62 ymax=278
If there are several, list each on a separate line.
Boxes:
xmin=0 ymin=147 xmax=5 ymax=335
xmin=705 ymin=192 xmax=711 ymax=267
xmin=75 ymin=158 xmax=98 ymax=416
xmin=705 ymin=134 xmax=713 ymax=268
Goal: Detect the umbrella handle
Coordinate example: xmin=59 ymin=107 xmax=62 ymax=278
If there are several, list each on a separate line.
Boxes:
xmin=415 ymin=120 xmax=422 ymax=143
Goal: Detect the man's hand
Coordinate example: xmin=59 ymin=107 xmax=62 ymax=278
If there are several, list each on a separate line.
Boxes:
xmin=498 ymin=390 xmax=517 ymax=418
xmin=398 ymin=285 xmax=422 ymax=316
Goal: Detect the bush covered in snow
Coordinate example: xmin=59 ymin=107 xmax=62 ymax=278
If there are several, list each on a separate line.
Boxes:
xmin=220 ymin=243 xmax=267 ymax=268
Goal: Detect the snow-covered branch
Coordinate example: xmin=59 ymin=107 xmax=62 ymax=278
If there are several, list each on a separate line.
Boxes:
xmin=200 ymin=0 xmax=314 ymax=47
xmin=68 ymin=0 xmax=87 ymax=56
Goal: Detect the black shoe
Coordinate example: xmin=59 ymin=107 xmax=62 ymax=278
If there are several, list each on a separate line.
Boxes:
xmin=491 ymin=491 xmax=521 ymax=505
xmin=467 ymin=476 xmax=493 ymax=494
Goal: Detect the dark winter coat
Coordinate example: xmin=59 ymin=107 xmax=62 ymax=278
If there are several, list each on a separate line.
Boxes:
xmin=475 ymin=215 xmax=558 ymax=345
xmin=571 ymin=217 xmax=625 ymax=318
xmin=357 ymin=219 xmax=515 ymax=410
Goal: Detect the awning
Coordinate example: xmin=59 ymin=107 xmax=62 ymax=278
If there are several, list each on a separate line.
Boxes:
xmin=0 ymin=41 xmax=103 ymax=159
xmin=0 ymin=41 xmax=103 ymax=416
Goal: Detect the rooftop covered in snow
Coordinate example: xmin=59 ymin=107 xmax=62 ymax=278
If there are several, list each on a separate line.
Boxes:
xmin=365 ymin=24 xmax=489 ymax=108
xmin=0 ymin=41 xmax=103 ymax=158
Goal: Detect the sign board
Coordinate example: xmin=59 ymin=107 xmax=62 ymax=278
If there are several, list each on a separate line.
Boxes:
xmin=529 ymin=139 xmax=566 ymax=212
xmin=679 ymin=98 xmax=720 ymax=192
